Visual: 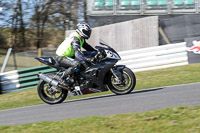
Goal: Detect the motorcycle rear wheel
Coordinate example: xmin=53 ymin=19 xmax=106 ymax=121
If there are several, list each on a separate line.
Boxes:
xmin=37 ymin=79 xmax=68 ymax=104
xmin=107 ymin=67 xmax=136 ymax=95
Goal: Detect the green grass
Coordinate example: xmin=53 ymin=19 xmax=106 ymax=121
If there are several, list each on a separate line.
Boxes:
xmin=1 ymin=63 xmax=200 ymax=111
xmin=0 ymin=49 xmax=7 ymax=57
xmin=0 ymin=106 xmax=200 ymax=133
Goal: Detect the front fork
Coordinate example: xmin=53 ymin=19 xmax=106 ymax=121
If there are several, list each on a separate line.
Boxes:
xmin=110 ymin=65 xmax=125 ymax=84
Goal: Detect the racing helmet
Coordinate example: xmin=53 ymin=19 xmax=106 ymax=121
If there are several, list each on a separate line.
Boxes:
xmin=76 ymin=22 xmax=92 ymax=39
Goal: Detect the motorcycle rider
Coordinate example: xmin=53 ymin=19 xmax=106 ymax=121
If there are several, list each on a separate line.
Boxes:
xmin=55 ymin=22 xmax=96 ymax=86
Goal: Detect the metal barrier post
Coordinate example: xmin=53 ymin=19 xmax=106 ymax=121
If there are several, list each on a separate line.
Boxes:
xmin=13 ymin=49 xmax=18 ymax=70
xmin=38 ymin=48 xmax=42 ymax=66
xmin=1 ymin=48 xmax=12 ymax=73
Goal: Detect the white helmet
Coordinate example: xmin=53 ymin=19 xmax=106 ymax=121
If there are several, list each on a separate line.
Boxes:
xmin=76 ymin=22 xmax=92 ymax=39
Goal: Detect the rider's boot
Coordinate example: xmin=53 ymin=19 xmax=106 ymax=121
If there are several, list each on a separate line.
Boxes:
xmin=55 ymin=67 xmax=75 ymax=86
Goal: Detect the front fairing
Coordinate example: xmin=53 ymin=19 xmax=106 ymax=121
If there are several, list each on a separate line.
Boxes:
xmin=95 ymin=40 xmax=121 ymax=61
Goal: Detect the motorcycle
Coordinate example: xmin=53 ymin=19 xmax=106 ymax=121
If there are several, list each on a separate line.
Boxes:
xmin=35 ymin=40 xmax=136 ymax=104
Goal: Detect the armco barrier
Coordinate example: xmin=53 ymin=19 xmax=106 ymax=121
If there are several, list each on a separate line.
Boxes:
xmin=118 ymin=42 xmax=188 ymax=72
xmin=0 ymin=65 xmax=56 ymax=94
xmin=0 ymin=42 xmax=188 ymax=94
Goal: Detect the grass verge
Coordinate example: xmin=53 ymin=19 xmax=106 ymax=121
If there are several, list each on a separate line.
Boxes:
xmin=0 ymin=106 xmax=200 ymax=133
xmin=0 ymin=49 xmax=7 ymax=57
xmin=1 ymin=63 xmax=200 ymax=110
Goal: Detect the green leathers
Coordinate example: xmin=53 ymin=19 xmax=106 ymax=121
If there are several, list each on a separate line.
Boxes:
xmin=56 ymin=32 xmax=84 ymax=57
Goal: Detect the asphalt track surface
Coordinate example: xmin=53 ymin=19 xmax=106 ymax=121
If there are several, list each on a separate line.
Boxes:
xmin=0 ymin=82 xmax=200 ymax=126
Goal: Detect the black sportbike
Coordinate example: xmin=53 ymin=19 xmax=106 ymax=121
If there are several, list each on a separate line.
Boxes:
xmin=35 ymin=40 xmax=136 ymax=104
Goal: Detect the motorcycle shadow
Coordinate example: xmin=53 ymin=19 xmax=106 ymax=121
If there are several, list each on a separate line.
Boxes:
xmin=63 ymin=87 xmax=164 ymax=104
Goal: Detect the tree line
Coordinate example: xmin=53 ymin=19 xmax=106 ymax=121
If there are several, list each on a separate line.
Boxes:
xmin=0 ymin=0 xmax=87 ymax=50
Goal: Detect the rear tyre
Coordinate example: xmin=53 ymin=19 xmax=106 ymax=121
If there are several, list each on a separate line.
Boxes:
xmin=107 ymin=67 xmax=136 ymax=95
xmin=37 ymin=79 xmax=68 ymax=104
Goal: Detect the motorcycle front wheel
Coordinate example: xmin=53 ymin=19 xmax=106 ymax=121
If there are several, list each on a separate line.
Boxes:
xmin=37 ymin=79 xmax=68 ymax=104
xmin=107 ymin=67 xmax=136 ymax=95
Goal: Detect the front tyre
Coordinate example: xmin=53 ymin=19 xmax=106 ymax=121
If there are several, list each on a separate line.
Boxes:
xmin=107 ymin=67 xmax=136 ymax=95
xmin=37 ymin=80 xmax=68 ymax=104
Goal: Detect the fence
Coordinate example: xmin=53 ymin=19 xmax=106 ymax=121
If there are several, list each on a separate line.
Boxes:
xmin=0 ymin=65 xmax=56 ymax=94
xmin=0 ymin=45 xmax=58 ymax=72
xmin=0 ymin=42 xmax=188 ymax=94
xmin=118 ymin=42 xmax=188 ymax=72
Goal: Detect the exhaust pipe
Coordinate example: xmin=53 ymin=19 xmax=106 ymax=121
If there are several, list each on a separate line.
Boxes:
xmin=38 ymin=73 xmax=59 ymax=86
xmin=38 ymin=73 xmax=70 ymax=90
